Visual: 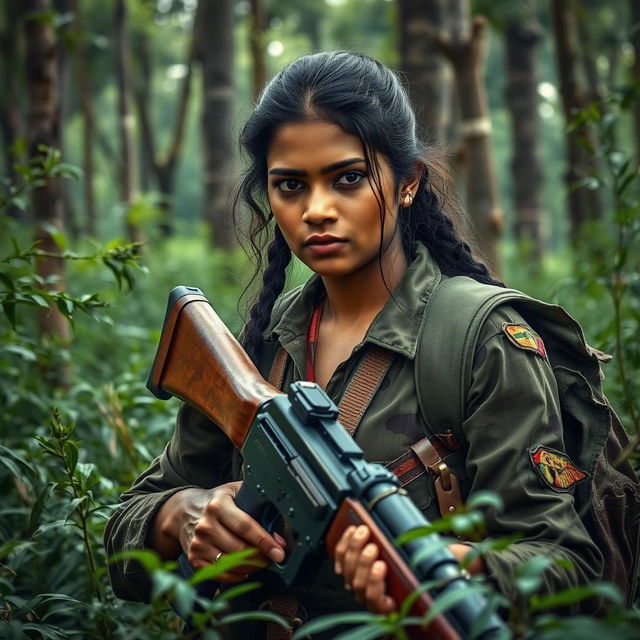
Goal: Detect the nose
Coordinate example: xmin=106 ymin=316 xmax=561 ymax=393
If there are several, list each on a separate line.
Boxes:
xmin=301 ymin=187 xmax=338 ymax=225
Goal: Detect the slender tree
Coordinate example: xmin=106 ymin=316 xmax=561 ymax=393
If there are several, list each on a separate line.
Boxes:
xmin=630 ymin=0 xmax=640 ymax=164
xmin=195 ymin=0 xmax=235 ymax=249
xmin=114 ymin=0 xmax=141 ymax=244
xmin=505 ymin=3 xmax=544 ymax=259
xmin=55 ymin=0 xmax=79 ymax=241
xmin=550 ymin=0 xmax=602 ymax=241
xmin=24 ymin=0 xmax=70 ymax=348
xmin=71 ymin=0 xmax=97 ymax=237
xmin=398 ymin=0 xmax=452 ymax=145
xmin=250 ymin=0 xmax=267 ymax=103
xmin=440 ymin=3 xmax=504 ymax=276
xmin=0 ymin=2 xmax=24 ymax=217
xmin=134 ymin=21 xmax=195 ymax=237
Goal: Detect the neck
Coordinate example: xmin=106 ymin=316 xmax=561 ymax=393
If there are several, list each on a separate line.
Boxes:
xmin=320 ymin=248 xmax=407 ymax=324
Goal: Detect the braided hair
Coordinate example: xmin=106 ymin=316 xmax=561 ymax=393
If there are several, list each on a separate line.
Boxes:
xmin=234 ymin=51 xmax=503 ymax=364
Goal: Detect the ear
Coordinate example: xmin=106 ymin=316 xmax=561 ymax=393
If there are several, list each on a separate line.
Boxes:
xmin=399 ymin=162 xmax=425 ymax=200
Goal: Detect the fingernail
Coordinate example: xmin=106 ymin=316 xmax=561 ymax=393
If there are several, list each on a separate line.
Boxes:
xmin=273 ymin=532 xmax=286 ymax=547
xmin=334 ymin=562 xmax=342 ymax=575
xmin=356 ymin=525 xmax=368 ymax=539
xmin=270 ymin=547 xmax=285 ymax=563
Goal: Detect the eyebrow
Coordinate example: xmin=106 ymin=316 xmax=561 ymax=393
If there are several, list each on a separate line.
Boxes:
xmin=268 ymin=157 xmax=366 ymax=177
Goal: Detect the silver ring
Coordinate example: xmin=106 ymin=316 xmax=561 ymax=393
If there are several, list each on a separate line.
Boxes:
xmin=214 ymin=551 xmax=224 ymax=563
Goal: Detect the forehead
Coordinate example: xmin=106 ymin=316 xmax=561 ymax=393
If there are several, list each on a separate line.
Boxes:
xmin=267 ymin=120 xmax=364 ymax=167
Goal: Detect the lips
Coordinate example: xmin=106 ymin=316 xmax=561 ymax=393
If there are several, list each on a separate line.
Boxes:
xmin=304 ymin=234 xmax=346 ymax=246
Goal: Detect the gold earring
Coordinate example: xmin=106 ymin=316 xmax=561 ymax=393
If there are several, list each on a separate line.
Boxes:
xmin=402 ymin=192 xmax=413 ymax=207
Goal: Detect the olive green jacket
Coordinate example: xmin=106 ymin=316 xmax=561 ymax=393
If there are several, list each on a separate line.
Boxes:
xmin=104 ymin=243 xmax=602 ymax=625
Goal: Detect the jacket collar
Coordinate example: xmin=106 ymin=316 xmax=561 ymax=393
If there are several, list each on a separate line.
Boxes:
xmin=266 ymin=243 xmax=442 ymax=359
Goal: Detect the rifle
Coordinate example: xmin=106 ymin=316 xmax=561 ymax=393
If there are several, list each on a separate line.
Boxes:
xmin=147 ymin=286 xmax=506 ymax=639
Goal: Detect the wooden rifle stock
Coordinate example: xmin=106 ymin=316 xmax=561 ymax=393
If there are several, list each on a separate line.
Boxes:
xmin=147 ymin=289 xmax=280 ymax=448
xmin=326 ymin=499 xmax=460 ymax=640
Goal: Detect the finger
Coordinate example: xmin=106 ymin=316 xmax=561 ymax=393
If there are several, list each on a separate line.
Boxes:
xmin=334 ymin=526 xmax=357 ymax=575
xmin=198 ymin=496 xmax=285 ymax=564
xmin=365 ymin=560 xmax=396 ymax=614
xmin=351 ymin=542 xmax=379 ymax=598
xmin=342 ymin=525 xmax=370 ymax=582
xmin=210 ymin=495 xmax=286 ymax=563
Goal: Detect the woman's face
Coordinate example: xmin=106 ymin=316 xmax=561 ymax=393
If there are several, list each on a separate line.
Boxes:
xmin=266 ymin=120 xmax=405 ymax=283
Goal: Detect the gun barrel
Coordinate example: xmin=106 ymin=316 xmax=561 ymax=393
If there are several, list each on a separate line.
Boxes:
xmin=147 ymin=286 xmax=281 ymax=448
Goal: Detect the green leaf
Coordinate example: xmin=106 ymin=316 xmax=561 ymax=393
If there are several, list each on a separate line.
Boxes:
xmin=293 ymin=612 xmax=379 ymax=638
xmin=2 ymin=300 xmax=17 ymax=328
xmin=466 ymin=491 xmax=504 ymax=512
xmin=55 ymin=296 xmax=74 ymax=318
xmin=515 ymin=556 xmax=554 ymax=595
xmin=28 ymin=483 xmax=57 ymax=536
xmin=221 ymin=610 xmax=291 ymax=627
xmin=214 ymin=581 xmax=262 ymax=602
xmin=333 ymin=624 xmax=390 ymax=640
xmin=63 ymin=441 xmax=78 ymax=477
xmin=107 ymin=549 xmax=163 ymax=573
xmin=1 ymin=344 xmax=38 ymax=361
xmin=420 ymin=583 xmax=487 ymax=627
xmin=0 ymin=445 xmax=40 ymax=487
xmin=0 ymin=272 xmax=16 ymax=291
xmin=190 ymin=549 xmax=261 ymax=585
xmin=172 ymin=580 xmax=197 ymax=618
xmin=530 ymin=582 xmax=623 ymax=611
xmin=40 ymin=223 xmax=67 ymax=250
xmin=409 ymin=536 xmax=457 ymax=568
xmin=151 ymin=570 xmax=180 ymax=601
xmin=28 ymin=294 xmax=49 ymax=309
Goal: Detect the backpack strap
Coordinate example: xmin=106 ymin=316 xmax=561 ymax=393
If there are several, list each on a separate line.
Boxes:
xmin=415 ymin=276 xmax=533 ymax=447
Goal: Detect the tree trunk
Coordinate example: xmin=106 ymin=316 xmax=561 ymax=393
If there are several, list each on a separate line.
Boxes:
xmin=550 ymin=0 xmax=602 ymax=241
xmin=24 ymin=0 xmax=70 ymax=348
xmin=0 ymin=2 xmax=24 ymax=218
xmin=195 ymin=0 xmax=235 ymax=249
xmin=72 ymin=0 xmax=97 ymax=236
xmin=505 ymin=7 xmax=544 ymax=260
xmin=249 ymin=0 xmax=267 ymax=103
xmin=630 ymin=0 xmax=640 ymax=165
xmin=56 ymin=0 xmax=79 ymax=242
xmin=440 ymin=7 xmax=503 ymax=276
xmin=114 ymin=0 xmax=141 ymax=244
xmin=398 ymin=0 xmax=452 ymax=146
xmin=135 ymin=25 xmax=195 ymax=237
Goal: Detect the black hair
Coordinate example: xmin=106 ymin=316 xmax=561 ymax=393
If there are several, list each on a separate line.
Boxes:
xmin=234 ymin=50 xmax=503 ymax=364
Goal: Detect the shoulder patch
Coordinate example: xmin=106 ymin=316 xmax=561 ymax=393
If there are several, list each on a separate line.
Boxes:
xmin=528 ymin=445 xmax=589 ymax=492
xmin=503 ymin=323 xmax=546 ymax=357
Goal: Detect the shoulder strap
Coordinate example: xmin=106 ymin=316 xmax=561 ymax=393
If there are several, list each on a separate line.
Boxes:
xmin=268 ymin=344 xmax=395 ymax=437
xmin=415 ymin=276 xmax=533 ymax=443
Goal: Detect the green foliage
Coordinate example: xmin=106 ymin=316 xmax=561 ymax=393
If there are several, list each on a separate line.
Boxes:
xmin=0 ymin=153 xmax=263 ymax=637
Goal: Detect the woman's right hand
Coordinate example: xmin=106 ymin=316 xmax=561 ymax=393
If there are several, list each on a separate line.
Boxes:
xmin=152 ymin=481 xmax=286 ymax=584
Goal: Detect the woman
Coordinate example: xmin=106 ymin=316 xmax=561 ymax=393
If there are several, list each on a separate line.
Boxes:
xmin=105 ymin=51 xmax=602 ymax=635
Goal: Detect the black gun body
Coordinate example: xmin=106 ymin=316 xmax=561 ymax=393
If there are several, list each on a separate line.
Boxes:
xmin=238 ymin=382 xmax=504 ymax=639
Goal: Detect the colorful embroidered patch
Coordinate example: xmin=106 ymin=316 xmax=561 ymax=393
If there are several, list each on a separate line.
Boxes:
xmin=528 ymin=445 xmax=588 ymax=492
xmin=503 ymin=323 xmax=546 ymax=357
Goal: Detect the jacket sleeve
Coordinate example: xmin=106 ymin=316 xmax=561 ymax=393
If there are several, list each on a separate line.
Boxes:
xmin=104 ymin=403 xmax=235 ymax=602
xmin=462 ymin=306 xmax=603 ymax=602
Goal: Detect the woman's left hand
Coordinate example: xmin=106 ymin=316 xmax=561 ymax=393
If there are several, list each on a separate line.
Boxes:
xmin=333 ymin=525 xmax=397 ymax=614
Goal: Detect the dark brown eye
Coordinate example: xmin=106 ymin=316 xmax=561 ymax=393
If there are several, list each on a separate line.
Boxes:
xmin=278 ymin=179 xmax=303 ymax=192
xmin=336 ymin=171 xmax=365 ymax=186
